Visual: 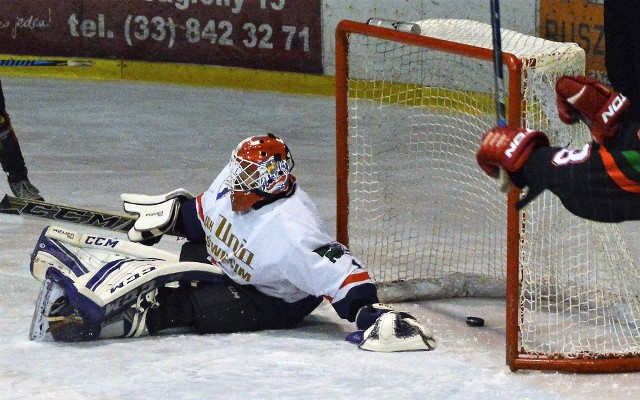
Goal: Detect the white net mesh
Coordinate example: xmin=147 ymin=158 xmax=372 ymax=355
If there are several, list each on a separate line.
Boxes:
xmin=339 ymin=18 xmax=640 ymax=360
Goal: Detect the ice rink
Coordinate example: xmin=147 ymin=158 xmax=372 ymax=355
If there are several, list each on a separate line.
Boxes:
xmin=2 ymin=76 xmax=640 ymax=399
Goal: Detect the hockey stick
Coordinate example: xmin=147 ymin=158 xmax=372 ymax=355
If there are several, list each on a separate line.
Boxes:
xmin=0 ymin=194 xmax=135 ymax=233
xmin=490 ymin=0 xmax=506 ymax=127
xmin=490 ymin=0 xmax=512 ymax=192
xmin=0 ymin=59 xmax=93 ymax=67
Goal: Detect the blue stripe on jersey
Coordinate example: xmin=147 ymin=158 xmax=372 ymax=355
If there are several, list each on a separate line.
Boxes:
xmin=331 ymin=282 xmax=379 ymax=321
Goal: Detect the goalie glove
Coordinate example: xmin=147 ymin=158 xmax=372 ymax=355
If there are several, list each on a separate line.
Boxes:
xmin=477 ymin=126 xmax=549 ymax=181
xmin=353 ymin=303 xmax=436 ymax=352
xmin=355 ymin=303 xmax=394 ymax=330
xmin=359 ymin=311 xmax=436 ymax=352
xmin=121 ymin=188 xmax=195 ymax=245
xmin=556 ymin=75 xmax=629 ymax=145
xmin=477 ymin=127 xmax=550 ymax=209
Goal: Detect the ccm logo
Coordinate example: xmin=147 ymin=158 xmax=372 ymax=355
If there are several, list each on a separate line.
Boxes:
xmin=504 ymin=131 xmax=528 ymax=158
xmin=602 ymin=94 xmax=627 ymax=124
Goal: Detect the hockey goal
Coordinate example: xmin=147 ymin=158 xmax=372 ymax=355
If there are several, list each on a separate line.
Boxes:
xmin=335 ymin=19 xmax=640 ymax=372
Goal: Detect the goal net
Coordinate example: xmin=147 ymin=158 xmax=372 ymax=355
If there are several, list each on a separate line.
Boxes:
xmin=335 ymin=18 xmax=640 ymax=372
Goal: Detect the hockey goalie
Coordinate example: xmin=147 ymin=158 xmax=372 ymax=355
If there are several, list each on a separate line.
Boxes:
xmin=28 ymin=134 xmax=435 ymax=352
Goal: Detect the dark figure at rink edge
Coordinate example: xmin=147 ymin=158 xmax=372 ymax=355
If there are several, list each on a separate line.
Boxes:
xmin=604 ymin=0 xmax=640 ymax=124
xmin=0 ymin=79 xmax=42 ymax=200
xmin=477 ymin=74 xmax=640 ymax=223
xmin=28 ymin=133 xmax=435 ymax=352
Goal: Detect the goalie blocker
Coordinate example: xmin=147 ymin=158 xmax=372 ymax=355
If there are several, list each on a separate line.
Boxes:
xmin=121 ymin=188 xmax=195 ymax=245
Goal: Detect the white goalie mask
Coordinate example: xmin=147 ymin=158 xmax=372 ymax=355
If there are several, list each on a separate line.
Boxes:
xmin=228 ymin=133 xmax=295 ymax=211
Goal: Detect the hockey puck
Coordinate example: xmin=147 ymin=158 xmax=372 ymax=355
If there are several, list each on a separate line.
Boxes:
xmin=466 ymin=316 xmax=485 ymax=327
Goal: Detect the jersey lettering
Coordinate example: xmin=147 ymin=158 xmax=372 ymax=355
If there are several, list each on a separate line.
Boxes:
xmin=552 ymin=143 xmax=592 ymax=166
xmin=601 ymin=94 xmax=627 ymax=124
xmin=214 ymin=215 xmax=255 ymax=267
xmin=202 ymin=213 xmax=256 ymax=282
xmin=203 ymin=215 xmax=215 ymax=231
xmin=229 ymin=259 xmax=252 ymax=282
xmin=505 ymin=131 xmax=528 ymax=158
xmin=206 ymin=235 xmax=228 ymax=262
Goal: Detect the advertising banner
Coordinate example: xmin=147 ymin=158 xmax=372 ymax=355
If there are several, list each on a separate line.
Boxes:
xmin=0 ymin=0 xmax=322 ymax=74
xmin=539 ymin=0 xmax=605 ymax=80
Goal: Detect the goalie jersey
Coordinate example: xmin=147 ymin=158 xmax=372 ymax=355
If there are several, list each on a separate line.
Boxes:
xmin=181 ymin=165 xmax=378 ymax=321
xmin=513 ymin=119 xmax=640 ymax=222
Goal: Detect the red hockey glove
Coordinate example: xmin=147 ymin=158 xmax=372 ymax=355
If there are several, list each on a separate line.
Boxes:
xmin=556 ymin=76 xmax=629 ymax=144
xmin=477 ymin=126 xmax=549 ymax=179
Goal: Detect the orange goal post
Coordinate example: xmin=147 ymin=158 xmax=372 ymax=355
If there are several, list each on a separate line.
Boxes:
xmin=335 ymin=18 xmax=640 ymax=372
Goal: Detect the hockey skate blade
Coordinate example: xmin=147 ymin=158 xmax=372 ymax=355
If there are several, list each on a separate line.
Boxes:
xmin=29 ymin=278 xmax=65 ymax=341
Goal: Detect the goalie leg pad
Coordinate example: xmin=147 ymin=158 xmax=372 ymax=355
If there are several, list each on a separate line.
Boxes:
xmin=358 ymin=312 xmax=436 ymax=352
xmin=29 ymin=269 xmax=104 ymax=342
xmin=29 ymin=226 xmax=225 ymax=341
xmin=101 ymin=289 xmax=158 ymax=339
xmin=30 ymin=275 xmax=159 ymax=342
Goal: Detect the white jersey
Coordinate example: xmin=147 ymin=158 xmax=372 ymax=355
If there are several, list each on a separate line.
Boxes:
xmin=194 ymin=165 xmax=372 ymax=304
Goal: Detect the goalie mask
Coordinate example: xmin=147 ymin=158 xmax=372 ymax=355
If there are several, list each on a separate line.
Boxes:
xmin=228 ymin=133 xmax=295 ymax=212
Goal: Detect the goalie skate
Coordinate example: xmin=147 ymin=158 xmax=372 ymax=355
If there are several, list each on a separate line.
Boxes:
xmin=29 ymin=276 xmax=157 ymax=341
xmin=29 ymin=278 xmax=70 ymax=341
xmin=29 ymin=278 xmax=101 ymax=342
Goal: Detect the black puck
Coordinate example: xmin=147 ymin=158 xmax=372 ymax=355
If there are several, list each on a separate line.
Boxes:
xmin=466 ymin=316 xmax=485 ymax=327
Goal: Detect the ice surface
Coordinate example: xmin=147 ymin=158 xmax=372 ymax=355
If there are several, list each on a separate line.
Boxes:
xmin=2 ymin=77 xmax=640 ymax=400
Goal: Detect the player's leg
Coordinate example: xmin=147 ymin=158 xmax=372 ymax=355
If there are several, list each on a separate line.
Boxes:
xmin=0 ymin=79 xmax=42 ymax=200
xmin=161 ymin=241 xmax=322 ymax=334
xmin=146 ymin=280 xmax=323 ymax=335
xmin=604 ymin=2 xmax=640 ymax=121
